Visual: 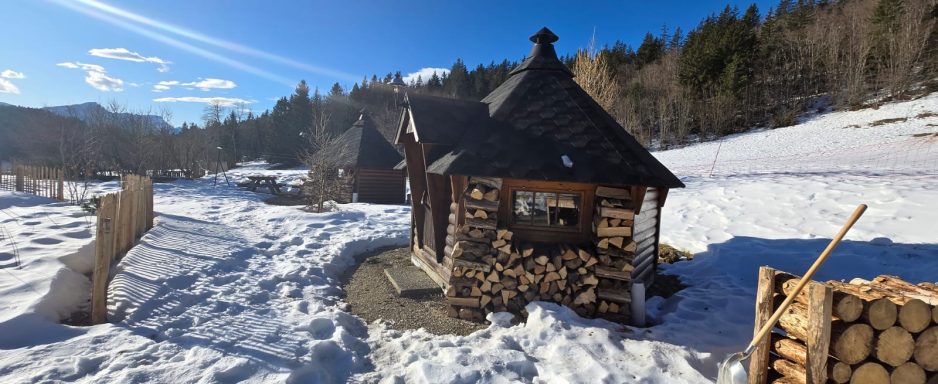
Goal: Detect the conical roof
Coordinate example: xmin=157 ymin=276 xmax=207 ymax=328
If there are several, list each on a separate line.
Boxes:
xmin=416 ymin=27 xmax=683 ymax=188
xmin=329 ymin=111 xmax=403 ymax=169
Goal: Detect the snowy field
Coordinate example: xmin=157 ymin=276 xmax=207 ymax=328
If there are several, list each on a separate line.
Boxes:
xmin=0 ymin=94 xmax=936 ymax=383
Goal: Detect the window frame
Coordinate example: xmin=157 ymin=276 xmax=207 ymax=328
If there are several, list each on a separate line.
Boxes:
xmin=498 ymin=179 xmax=595 ymax=243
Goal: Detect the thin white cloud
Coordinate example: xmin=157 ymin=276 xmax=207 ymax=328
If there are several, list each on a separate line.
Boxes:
xmin=89 ymin=47 xmax=171 ymax=72
xmin=57 ymin=61 xmax=124 ymax=92
xmin=151 ymin=78 xmax=236 ymax=92
xmin=152 ymin=80 xmax=179 ymax=92
xmin=403 ymin=67 xmax=450 ymax=84
xmin=0 ymin=78 xmax=20 ymax=94
xmin=0 ymin=69 xmax=24 ymax=94
xmin=1 ymin=70 xmax=25 ymax=79
xmin=153 ymin=96 xmax=253 ymax=107
xmin=183 ymin=78 xmax=236 ymax=91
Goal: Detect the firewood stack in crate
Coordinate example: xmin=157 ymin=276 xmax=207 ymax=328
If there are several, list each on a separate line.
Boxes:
xmin=592 ymin=186 xmax=637 ymax=322
xmin=750 ymin=267 xmax=938 ymax=384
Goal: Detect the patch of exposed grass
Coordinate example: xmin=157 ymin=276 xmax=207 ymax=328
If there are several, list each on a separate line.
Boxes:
xmin=915 ymin=111 xmax=938 ymax=119
xmin=869 ymin=117 xmax=908 ymax=126
xmin=658 ymin=243 xmax=694 ymax=264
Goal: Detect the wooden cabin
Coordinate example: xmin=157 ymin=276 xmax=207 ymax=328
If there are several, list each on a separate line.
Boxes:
xmin=395 ymin=28 xmax=684 ymax=323
xmin=328 ymin=112 xmax=405 ymax=204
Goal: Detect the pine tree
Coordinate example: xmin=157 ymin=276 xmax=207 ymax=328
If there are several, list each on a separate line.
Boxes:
xmin=636 ymin=32 xmax=665 ymax=67
xmin=444 ymin=58 xmax=471 ymax=99
xmin=426 ymin=72 xmax=443 ymax=93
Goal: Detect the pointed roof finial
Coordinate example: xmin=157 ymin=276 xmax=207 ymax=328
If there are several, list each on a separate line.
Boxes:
xmin=530 ymin=27 xmax=559 ymax=44
xmin=508 ymin=27 xmax=572 ymax=77
xmin=390 ymin=73 xmax=406 ymax=87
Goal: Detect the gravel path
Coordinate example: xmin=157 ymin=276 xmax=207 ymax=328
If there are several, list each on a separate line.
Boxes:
xmin=343 ymin=247 xmax=485 ymax=336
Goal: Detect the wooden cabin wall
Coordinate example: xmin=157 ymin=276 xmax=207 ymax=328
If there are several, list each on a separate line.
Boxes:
xmin=426 ymin=172 xmax=451 ymax=261
xmin=355 ymin=168 xmax=405 ymax=204
xmin=631 ymin=187 xmax=660 ymax=286
xmin=402 ymin=133 xmax=427 ymax=248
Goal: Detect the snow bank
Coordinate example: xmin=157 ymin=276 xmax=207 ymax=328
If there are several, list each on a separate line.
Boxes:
xmin=0 ymin=192 xmax=96 ymax=328
xmin=364 ymin=302 xmax=710 ymax=383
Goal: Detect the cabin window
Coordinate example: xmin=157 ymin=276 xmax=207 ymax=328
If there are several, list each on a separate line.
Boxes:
xmin=511 ymin=190 xmax=581 ymax=230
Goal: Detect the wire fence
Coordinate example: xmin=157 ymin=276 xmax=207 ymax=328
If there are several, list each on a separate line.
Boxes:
xmin=666 ymin=135 xmax=938 ymax=179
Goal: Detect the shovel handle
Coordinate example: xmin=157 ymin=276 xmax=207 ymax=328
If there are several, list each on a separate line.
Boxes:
xmin=745 ymin=204 xmax=867 ymax=354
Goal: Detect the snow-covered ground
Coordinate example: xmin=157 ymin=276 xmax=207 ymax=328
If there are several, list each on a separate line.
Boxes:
xmin=224 ymin=160 xmax=309 ymax=191
xmin=0 ymin=94 xmax=936 ymax=383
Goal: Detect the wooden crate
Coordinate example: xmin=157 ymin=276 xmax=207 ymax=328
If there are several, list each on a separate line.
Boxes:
xmin=749 ymin=266 xmax=833 ymax=384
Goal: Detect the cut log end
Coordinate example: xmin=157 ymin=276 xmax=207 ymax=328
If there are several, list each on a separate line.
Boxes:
xmin=849 ymin=362 xmax=890 ymax=384
xmin=899 ymin=299 xmax=933 ymax=334
xmin=874 ymin=326 xmax=915 ymax=367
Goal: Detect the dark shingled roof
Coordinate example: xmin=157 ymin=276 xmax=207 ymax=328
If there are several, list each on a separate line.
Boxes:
xmin=399 ymin=93 xmax=491 ymax=145
xmin=413 ymin=27 xmax=683 ymax=188
xmin=328 ymin=112 xmax=403 ymax=169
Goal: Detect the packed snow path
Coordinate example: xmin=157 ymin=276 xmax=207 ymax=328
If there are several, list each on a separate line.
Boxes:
xmin=0 ymin=181 xmax=409 ymax=382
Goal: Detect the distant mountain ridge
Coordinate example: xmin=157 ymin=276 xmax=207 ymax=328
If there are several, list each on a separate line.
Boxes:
xmin=41 ymin=102 xmax=173 ymax=130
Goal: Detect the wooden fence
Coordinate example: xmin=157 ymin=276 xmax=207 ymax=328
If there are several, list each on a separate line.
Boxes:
xmin=91 ymin=175 xmax=154 ymax=324
xmin=0 ymin=163 xmax=65 ymax=200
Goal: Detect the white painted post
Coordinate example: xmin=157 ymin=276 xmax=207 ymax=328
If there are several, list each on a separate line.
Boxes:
xmin=631 ymin=282 xmax=646 ymax=327
xmin=352 ymin=192 xmax=359 ymax=203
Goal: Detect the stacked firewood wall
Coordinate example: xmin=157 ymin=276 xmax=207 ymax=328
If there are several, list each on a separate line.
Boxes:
xmin=752 ymin=267 xmax=938 ymax=384
xmin=591 ymin=186 xmax=637 ymax=322
xmin=445 ymin=177 xmax=612 ymax=322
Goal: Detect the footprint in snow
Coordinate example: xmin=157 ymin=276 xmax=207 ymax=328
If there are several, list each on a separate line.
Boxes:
xmin=32 ymin=237 xmax=63 ymax=245
xmin=303 ymin=318 xmax=336 ymax=340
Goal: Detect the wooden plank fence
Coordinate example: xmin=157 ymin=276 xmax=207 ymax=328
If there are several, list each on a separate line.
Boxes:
xmin=90 ymin=175 xmax=154 ymax=324
xmin=0 ymin=162 xmax=65 ymax=200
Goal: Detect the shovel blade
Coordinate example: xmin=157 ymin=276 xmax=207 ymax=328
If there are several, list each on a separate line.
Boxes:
xmin=716 ymin=352 xmax=748 ymax=384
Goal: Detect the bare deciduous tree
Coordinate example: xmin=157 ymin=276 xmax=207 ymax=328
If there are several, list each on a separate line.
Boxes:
xmin=574 ymin=35 xmax=618 ymax=116
xmin=877 ymin=0 xmax=936 ymax=98
xmin=301 ymin=110 xmax=351 ymax=212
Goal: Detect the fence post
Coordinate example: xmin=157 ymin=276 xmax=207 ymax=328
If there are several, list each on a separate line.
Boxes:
xmin=748 ymin=266 xmax=776 ymax=384
xmin=146 ymin=178 xmax=154 ymax=229
xmin=15 ymin=165 xmax=23 ymax=192
xmin=805 ymin=282 xmax=833 ymax=383
xmin=57 ymin=168 xmax=64 ymax=200
xmin=91 ymin=194 xmax=116 ymax=324
xmin=117 ymin=187 xmax=133 ymax=256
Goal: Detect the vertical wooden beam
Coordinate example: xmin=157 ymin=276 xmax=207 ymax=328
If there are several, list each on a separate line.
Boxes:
xmin=57 ymin=168 xmax=64 ymax=200
xmin=805 ymin=281 xmax=833 ymax=383
xmin=146 ymin=177 xmax=154 ymax=229
xmin=749 ymin=266 xmax=777 ymax=384
xmin=91 ymin=194 xmax=116 ymax=324
xmin=117 ymin=188 xmax=132 ymax=256
xmin=110 ymin=193 xmax=121 ymax=262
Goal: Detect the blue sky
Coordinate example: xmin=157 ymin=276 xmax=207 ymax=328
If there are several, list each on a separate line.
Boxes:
xmin=0 ymin=0 xmax=777 ymax=125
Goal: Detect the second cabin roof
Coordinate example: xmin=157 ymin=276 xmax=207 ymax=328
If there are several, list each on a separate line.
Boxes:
xmin=328 ymin=112 xmax=403 ymax=169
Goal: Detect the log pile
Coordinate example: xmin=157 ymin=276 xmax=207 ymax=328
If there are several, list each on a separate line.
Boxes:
xmin=444 ymin=180 xmax=636 ymax=323
xmin=591 ymin=186 xmax=637 ymax=322
xmin=755 ymin=269 xmax=938 ymax=384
